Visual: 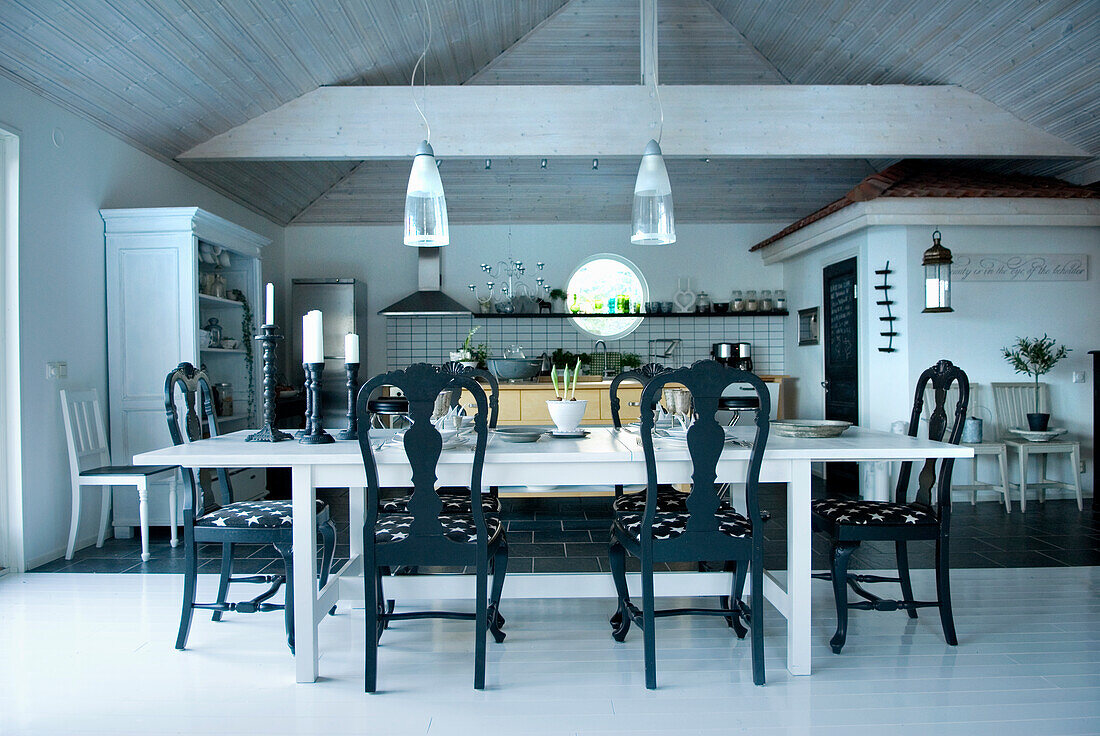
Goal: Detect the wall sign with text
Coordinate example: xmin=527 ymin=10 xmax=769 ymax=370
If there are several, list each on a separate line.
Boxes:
xmin=951 ymin=254 xmax=1088 ymax=282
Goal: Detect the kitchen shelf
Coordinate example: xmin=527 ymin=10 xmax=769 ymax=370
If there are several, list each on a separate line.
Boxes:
xmin=200 ymin=347 xmax=246 ymax=354
xmin=199 ymin=293 xmax=245 ymax=308
xmin=472 ymin=310 xmax=789 ymax=319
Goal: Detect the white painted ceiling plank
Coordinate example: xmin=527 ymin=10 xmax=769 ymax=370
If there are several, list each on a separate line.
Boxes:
xmin=178 ymin=84 xmax=1089 ymax=160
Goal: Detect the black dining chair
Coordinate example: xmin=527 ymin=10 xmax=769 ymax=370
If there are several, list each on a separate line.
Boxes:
xmin=609 ymin=359 xmax=771 ymax=688
xmin=378 ymin=361 xmax=501 ymax=516
xmin=356 ymin=363 xmax=508 ymax=692
xmin=811 ymin=359 xmax=969 ymax=653
xmin=165 ymin=362 xmax=337 ymax=653
xmin=608 ymin=362 xmax=692 ymax=513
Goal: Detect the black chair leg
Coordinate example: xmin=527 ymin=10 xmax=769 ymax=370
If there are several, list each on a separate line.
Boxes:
xmin=274 ymin=543 xmax=295 ymax=653
xmin=211 ymin=542 xmax=233 ymax=622
xmin=896 ymin=540 xmax=918 ymax=620
xmin=365 ymin=557 xmax=379 ymax=693
xmin=375 ymin=569 xmax=387 ymax=641
xmin=830 ymin=542 xmax=857 ymax=654
xmin=175 ymin=536 xmax=198 ymax=650
xmin=936 ymin=537 xmax=959 ymax=646
xmin=608 ymin=536 xmax=632 ymax=641
xmin=489 ymin=542 xmax=508 ymax=643
xmin=750 ymin=552 xmax=765 ymax=686
xmin=729 ymin=560 xmax=749 ymax=640
xmin=474 ymin=558 xmax=489 ymax=690
xmin=319 ymin=520 xmax=337 ymax=615
xmin=641 ymin=557 xmax=657 ymax=690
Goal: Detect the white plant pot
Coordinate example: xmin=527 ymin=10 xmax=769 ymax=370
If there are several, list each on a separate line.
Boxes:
xmin=546 ymin=399 xmax=587 ymax=432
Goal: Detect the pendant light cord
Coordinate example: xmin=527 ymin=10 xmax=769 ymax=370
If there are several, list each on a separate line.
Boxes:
xmin=410 ymin=0 xmax=433 ymax=143
xmin=654 ymin=79 xmax=664 ymax=145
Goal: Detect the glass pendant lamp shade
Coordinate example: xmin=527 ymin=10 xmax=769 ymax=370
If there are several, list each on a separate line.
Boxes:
xmin=922 ymin=230 xmax=953 ymax=313
xmin=404 ymin=140 xmax=449 ymax=246
xmin=631 ymin=139 xmax=676 ymax=245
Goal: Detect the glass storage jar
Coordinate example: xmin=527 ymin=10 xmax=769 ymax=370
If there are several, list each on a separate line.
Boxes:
xmin=775 ymin=289 xmax=787 ymax=310
xmin=744 ymin=290 xmax=758 ymax=312
xmin=213 ymin=382 xmax=233 ymax=416
xmin=760 ymin=290 xmax=774 ymax=311
xmin=695 ymin=291 xmax=712 ymax=313
xmin=730 ymin=290 xmax=744 ymax=311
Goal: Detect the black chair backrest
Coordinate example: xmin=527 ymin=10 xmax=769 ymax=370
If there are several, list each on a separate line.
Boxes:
xmin=440 ymin=361 xmax=500 ymax=428
xmin=637 ymin=360 xmax=771 ymax=545
xmin=897 ymin=359 xmax=969 ymax=515
xmin=164 ymin=362 xmax=231 ymax=517
xmin=356 ymin=363 xmax=491 ymax=544
xmin=609 ymin=363 xmax=674 ymax=429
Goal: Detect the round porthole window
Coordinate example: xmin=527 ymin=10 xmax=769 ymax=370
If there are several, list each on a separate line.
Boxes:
xmin=566 ymin=254 xmax=648 ymax=340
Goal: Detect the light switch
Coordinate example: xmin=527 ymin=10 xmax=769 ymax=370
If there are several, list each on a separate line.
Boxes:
xmin=46 ymin=361 xmax=67 ymax=380
xmin=1072 ymin=371 xmax=1086 ymax=384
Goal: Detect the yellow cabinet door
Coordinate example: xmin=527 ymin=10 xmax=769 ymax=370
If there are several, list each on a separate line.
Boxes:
xmin=520 ymin=388 xmax=604 ymax=424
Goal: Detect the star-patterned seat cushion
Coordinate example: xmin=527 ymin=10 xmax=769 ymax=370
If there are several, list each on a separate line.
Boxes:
xmin=612 ymin=487 xmax=689 ymax=513
xmin=195 ymin=499 xmax=329 ymax=528
xmin=615 ymin=509 xmax=752 ymax=541
xmin=811 ymin=498 xmax=937 ymax=526
xmin=380 ymin=491 xmax=501 ymax=515
xmin=374 ymin=514 xmax=504 ymax=545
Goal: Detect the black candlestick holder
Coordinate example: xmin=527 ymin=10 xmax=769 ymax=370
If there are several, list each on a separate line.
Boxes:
xmin=294 ymin=363 xmax=312 ymax=440
xmin=337 ymin=362 xmax=360 ymax=440
xmin=299 ymin=362 xmax=335 ymax=444
xmin=247 ymin=324 xmax=292 ymax=442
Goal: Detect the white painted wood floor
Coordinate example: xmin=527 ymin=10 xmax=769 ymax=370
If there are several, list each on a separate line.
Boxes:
xmin=1 ymin=568 xmax=1098 ymax=735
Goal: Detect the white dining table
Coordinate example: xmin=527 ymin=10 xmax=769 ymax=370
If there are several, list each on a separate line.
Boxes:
xmin=134 ymin=425 xmax=971 ymax=683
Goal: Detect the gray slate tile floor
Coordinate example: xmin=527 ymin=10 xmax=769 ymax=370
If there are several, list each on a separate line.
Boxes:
xmin=32 ymin=483 xmax=1098 ymax=574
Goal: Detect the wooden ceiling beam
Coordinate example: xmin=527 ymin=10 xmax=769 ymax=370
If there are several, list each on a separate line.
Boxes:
xmin=178 ymin=84 xmax=1089 ymax=161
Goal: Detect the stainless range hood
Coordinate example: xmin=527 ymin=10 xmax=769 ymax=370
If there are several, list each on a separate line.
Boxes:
xmin=379 ymin=247 xmax=470 ymax=315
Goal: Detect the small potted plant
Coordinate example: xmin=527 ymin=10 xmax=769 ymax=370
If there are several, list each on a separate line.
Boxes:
xmin=1001 ymin=334 xmax=1070 ymax=431
xmin=450 ymin=326 xmax=481 ymax=368
xmin=549 ymin=288 xmax=568 ymax=313
xmin=547 ymin=359 xmax=587 ymax=433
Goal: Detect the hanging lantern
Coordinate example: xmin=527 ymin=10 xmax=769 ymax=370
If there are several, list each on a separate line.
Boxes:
xmin=403 ymin=140 xmax=449 ymax=247
xmin=631 ymin=139 xmax=676 ymax=245
xmin=922 ymin=230 xmax=953 ymax=313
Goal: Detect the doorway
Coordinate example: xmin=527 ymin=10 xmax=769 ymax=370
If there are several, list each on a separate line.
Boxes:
xmin=823 ymin=257 xmax=858 ymax=497
xmin=0 ymin=127 xmax=21 ymax=573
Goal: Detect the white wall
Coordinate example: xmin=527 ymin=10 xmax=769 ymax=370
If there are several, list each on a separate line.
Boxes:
xmin=284 ymin=223 xmax=787 ymax=377
xmin=781 ymin=218 xmax=1098 ymax=500
xmin=904 ymin=225 xmax=1099 ymax=494
xmin=0 ymin=75 xmax=284 ymax=568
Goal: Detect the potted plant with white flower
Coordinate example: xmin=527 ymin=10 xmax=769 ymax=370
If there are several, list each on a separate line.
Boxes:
xmin=450 ymin=326 xmax=482 ymax=369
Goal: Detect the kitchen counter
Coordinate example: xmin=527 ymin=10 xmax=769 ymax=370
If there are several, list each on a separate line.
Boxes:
xmin=491 ymin=374 xmax=788 ymax=389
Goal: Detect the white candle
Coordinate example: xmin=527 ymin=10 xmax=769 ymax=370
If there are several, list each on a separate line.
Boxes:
xmin=305 ymin=310 xmax=324 ymax=364
xmin=301 ymin=313 xmax=313 ymax=364
xmin=265 ymin=282 xmax=275 ymax=325
xmin=345 ymin=333 xmax=359 ymax=364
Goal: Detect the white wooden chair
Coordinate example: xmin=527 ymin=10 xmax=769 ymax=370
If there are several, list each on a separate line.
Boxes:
xmin=60 ymin=388 xmax=178 ymax=561
xmin=991 ymin=382 xmax=1083 ymax=512
xmin=923 ymin=383 xmax=1011 ymax=512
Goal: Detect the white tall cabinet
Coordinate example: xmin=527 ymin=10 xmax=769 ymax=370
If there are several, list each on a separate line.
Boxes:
xmin=102 ymin=207 xmax=268 ymax=536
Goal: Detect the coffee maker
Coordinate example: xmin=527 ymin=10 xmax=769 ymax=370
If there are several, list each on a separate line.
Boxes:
xmin=712 ymin=342 xmax=753 ymax=372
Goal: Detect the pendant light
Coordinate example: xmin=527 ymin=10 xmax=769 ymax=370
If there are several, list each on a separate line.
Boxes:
xmin=922 ymin=229 xmax=953 ymax=313
xmin=403 ymin=0 xmax=449 ymax=247
xmin=631 ymin=6 xmax=675 ymax=246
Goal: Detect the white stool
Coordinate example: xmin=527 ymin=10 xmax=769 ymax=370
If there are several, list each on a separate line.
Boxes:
xmin=1005 ymin=438 xmax=1083 ymax=512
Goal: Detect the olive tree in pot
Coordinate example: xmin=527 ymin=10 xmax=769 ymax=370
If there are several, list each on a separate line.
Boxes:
xmin=1001 ymin=334 xmax=1070 ymax=431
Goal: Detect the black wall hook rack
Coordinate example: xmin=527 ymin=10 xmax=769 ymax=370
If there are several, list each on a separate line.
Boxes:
xmin=875 ymin=262 xmax=897 ymax=353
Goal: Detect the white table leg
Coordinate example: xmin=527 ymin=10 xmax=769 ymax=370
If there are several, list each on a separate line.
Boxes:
xmin=349 ymin=487 xmax=365 ymax=560
xmin=1018 ymin=445 xmax=1028 ymax=512
xmin=1070 ymin=444 xmax=1083 ymax=511
xmin=292 ymin=465 xmax=320 ymax=683
xmin=787 ymin=459 xmax=812 ymax=675
xmin=168 ymin=475 xmax=179 ymax=548
xmin=137 ymin=482 xmax=150 ymax=562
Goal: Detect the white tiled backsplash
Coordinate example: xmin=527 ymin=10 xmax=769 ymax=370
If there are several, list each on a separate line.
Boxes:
xmin=387 ymin=316 xmax=785 ymax=374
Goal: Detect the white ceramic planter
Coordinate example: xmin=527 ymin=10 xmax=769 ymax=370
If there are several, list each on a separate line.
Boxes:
xmin=546 ymin=399 xmax=587 ymax=432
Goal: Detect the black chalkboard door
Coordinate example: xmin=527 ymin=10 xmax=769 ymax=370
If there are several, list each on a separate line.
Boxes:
xmin=823 ymin=258 xmax=859 ymax=497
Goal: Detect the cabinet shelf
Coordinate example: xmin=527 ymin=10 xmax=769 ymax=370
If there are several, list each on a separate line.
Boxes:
xmin=200 ymin=347 xmax=246 ymax=354
xmin=199 ymin=293 xmax=245 ymax=308
xmin=472 ymin=310 xmax=788 ymax=319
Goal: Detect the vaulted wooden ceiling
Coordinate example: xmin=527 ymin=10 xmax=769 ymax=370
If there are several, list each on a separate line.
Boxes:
xmin=0 ymin=0 xmax=1095 ymax=226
